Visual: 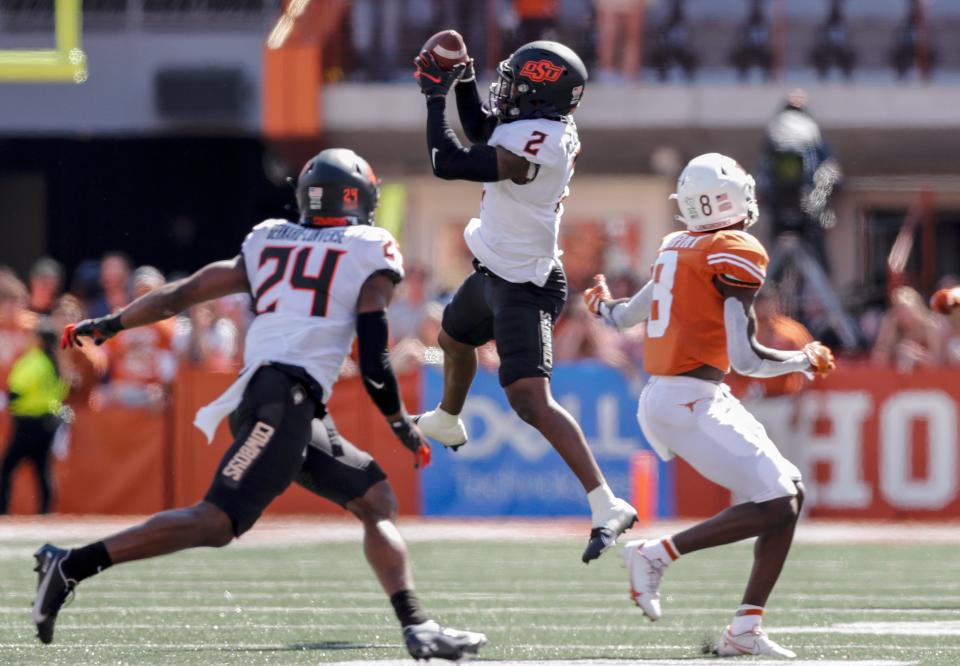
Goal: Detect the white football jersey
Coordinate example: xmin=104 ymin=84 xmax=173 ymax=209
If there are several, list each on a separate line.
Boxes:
xmin=463 ymin=117 xmax=580 ymax=286
xmin=240 ymin=219 xmax=404 ymax=399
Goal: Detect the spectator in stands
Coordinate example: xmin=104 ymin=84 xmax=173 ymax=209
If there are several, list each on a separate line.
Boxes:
xmin=554 ymin=297 xmax=627 ymax=368
xmin=88 ymin=252 xmax=133 ymax=318
xmin=27 ymin=257 xmax=64 ymax=316
xmin=595 ymin=0 xmax=645 ymax=82
xmin=68 ymin=259 xmax=103 ymax=318
xmin=387 ymin=263 xmax=429 ymax=342
xmin=349 ymin=0 xmax=404 ymax=81
xmin=871 ymin=286 xmax=940 ymax=371
xmin=730 ymin=0 xmax=774 ymax=81
xmin=211 ymin=293 xmax=250 ymax=366
xmin=390 ymin=300 xmax=445 ymax=373
xmin=97 ymin=266 xmax=176 ymax=410
xmin=727 ymin=289 xmax=813 ymax=483
xmin=174 ymin=299 xmax=239 ymax=372
xmin=52 ymin=295 xmax=107 ymax=410
xmin=513 ymin=0 xmax=559 ymax=48
xmin=432 ymin=0 xmax=489 ymax=74
xmin=932 ymin=276 xmax=960 ymax=367
xmin=647 ymin=0 xmax=698 ymax=81
xmin=891 ymin=0 xmax=937 ymax=80
xmin=810 ymin=0 xmax=856 ymax=80
xmin=0 ymin=272 xmax=37 ymax=401
xmin=0 ymin=312 xmax=67 ymax=514
xmin=758 ymin=90 xmax=841 ymax=273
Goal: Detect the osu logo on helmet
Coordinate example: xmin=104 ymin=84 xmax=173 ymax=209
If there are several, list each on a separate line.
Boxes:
xmin=519 ymin=59 xmax=565 ymax=83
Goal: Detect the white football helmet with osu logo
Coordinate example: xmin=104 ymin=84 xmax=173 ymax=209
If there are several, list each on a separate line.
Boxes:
xmin=670 ymin=153 xmax=759 ymax=232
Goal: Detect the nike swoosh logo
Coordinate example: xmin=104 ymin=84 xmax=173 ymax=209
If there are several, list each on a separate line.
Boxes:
xmin=365 ymin=377 xmax=385 ymax=390
xmin=32 ymin=559 xmax=53 ymax=623
xmin=431 ymin=148 xmax=438 ymax=171
xmin=418 ymin=71 xmax=441 ymax=84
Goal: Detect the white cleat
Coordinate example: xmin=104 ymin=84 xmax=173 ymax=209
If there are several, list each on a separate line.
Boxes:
xmin=714 ymin=626 xmax=796 ymax=659
xmin=413 ymin=406 xmax=468 ymax=450
xmin=621 ymin=539 xmax=666 ymax=621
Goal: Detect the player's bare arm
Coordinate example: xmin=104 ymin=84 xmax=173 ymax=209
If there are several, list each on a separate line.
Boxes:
xmin=355 ymin=273 xmax=430 ymax=468
xmin=61 ymin=256 xmax=248 ymax=348
xmin=717 ymin=279 xmax=835 ymax=377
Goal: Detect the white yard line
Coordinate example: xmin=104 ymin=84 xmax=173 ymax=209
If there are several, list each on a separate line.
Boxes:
xmin=2 ymin=516 xmax=960 ymax=545
xmin=776 ymin=621 xmax=960 ymax=636
xmin=326 ymin=661 xmax=919 ymax=666
xmin=1 ymin=606 xmax=958 ymax=617
xmin=5 ymin=589 xmax=960 ymax=603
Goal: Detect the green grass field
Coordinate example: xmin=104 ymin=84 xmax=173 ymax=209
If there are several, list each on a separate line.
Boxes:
xmin=0 ymin=520 xmax=958 ymax=665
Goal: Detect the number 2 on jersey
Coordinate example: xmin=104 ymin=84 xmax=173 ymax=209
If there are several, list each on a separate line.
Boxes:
xmin=523 ymin=131 xmax=547 ymax=156
xmin=646 ymin=250 xmax=678 ymax=338
xmin=254 ymin=246 xmax=345 ymax=316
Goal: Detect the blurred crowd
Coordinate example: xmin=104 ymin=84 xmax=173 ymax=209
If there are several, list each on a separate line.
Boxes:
xmin=339 ymin=0 xmax=946 ymax=83
xmin=0 ymin=250 xmax=957 ymax=514
xmin=0 ymin=255 xmax=249 ymax=415
xmin=1 ymin=251 xmax=958 ymax=419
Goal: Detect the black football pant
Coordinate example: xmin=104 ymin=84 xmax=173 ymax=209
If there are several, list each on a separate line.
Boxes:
xmin=0 ymin=414 xmax=58 ymax=514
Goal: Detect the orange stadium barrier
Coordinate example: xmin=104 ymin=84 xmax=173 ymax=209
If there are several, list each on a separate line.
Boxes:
xmin=1 ymin=368 xmax=421 ymax=517
xmin=674 ymin=366 xmax=960 ymax=520
xmin=5 ymin=365 xmax=960 ymax=520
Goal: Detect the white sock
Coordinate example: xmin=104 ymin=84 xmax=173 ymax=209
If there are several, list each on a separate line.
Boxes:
xmin=587 ymin=483 xmax=616 ymax=526
xmin=642 ymin=536 xmax=680 ymax=565
xmin=430 ymin=404 xmax=459 ymax=422
xmin=730 ymin=604 xmax=763 ymax=635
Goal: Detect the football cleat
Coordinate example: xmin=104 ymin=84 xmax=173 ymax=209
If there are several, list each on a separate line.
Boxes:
xmin=32 ymin=544 xmax=76 ymax=645
xmin=714 ymin=625 xmax=796 ymax=659
xmin=621 ymin=540 xmax=667 ymax=621
xmin=403 ymin=620 xmax=488 ymax=661
xmin=582 ymin=497 xmax=637 ymax=563
xmin=413 ymin=407 xmax=468 ymax=451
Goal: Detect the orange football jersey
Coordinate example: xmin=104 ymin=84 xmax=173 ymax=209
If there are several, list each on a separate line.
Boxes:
xmin=643 ymin=229 xmax=768 ymax=376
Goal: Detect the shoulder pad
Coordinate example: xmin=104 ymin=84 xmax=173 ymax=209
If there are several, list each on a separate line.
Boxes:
xmin=706 ymin=231 xmax=768 ymax=287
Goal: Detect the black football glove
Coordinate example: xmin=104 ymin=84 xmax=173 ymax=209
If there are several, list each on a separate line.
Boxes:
xmin=390 ymin=416 xmax=432 ymax=468
xmin=414 ymin=51 xmax=465 ymax=99
xmin=61 ymin=313 xmax=124 ymax=348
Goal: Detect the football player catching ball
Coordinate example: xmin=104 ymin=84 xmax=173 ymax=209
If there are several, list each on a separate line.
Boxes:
xmin=413 ymin=36 xmax=637 ymax=563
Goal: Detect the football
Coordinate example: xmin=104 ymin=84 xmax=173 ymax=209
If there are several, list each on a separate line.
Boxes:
xmin=420 ymin=29 xmax=469 ymax=70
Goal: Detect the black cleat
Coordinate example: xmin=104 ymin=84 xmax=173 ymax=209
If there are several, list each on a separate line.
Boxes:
xmin=32 ymin=544 xmax=76 ymax=645
xmin=582 ymin=527 xmax=617 ymax=563
xmin=582 ymin=498 xmax=638 ymax=563
xmin=403 ymin=620 xmax=488 ymax=661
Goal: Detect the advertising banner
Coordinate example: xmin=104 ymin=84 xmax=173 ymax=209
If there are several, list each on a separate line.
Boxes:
xmin=420 ymin=362 xmax=673 ymax=517
xmin=674 ymin=367 xmax=960 ymax=520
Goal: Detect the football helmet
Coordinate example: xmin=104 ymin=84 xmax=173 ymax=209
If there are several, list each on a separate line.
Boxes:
xmin=670 ymin=153 xmax=759 ymax=232
xmin=488 ymin=41 xmax=587 ymax=122
xmin=294 ymin=148 xmax=380 ymax=227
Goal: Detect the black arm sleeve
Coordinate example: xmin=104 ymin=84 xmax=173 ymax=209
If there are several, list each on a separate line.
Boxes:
xmin=454 ymin=79 xmax=496 ymax=144
xmin=356 ymin=310 xmax=402 ymax=416
xmin=427 ymin=97 xmax=500 ymax=182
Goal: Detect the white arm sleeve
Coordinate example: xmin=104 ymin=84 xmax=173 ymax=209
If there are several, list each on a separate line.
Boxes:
xmin=723 ymin=298 xmax=813 ymax=379
xmin=599 ymin=281 xmax=654 ymax=330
